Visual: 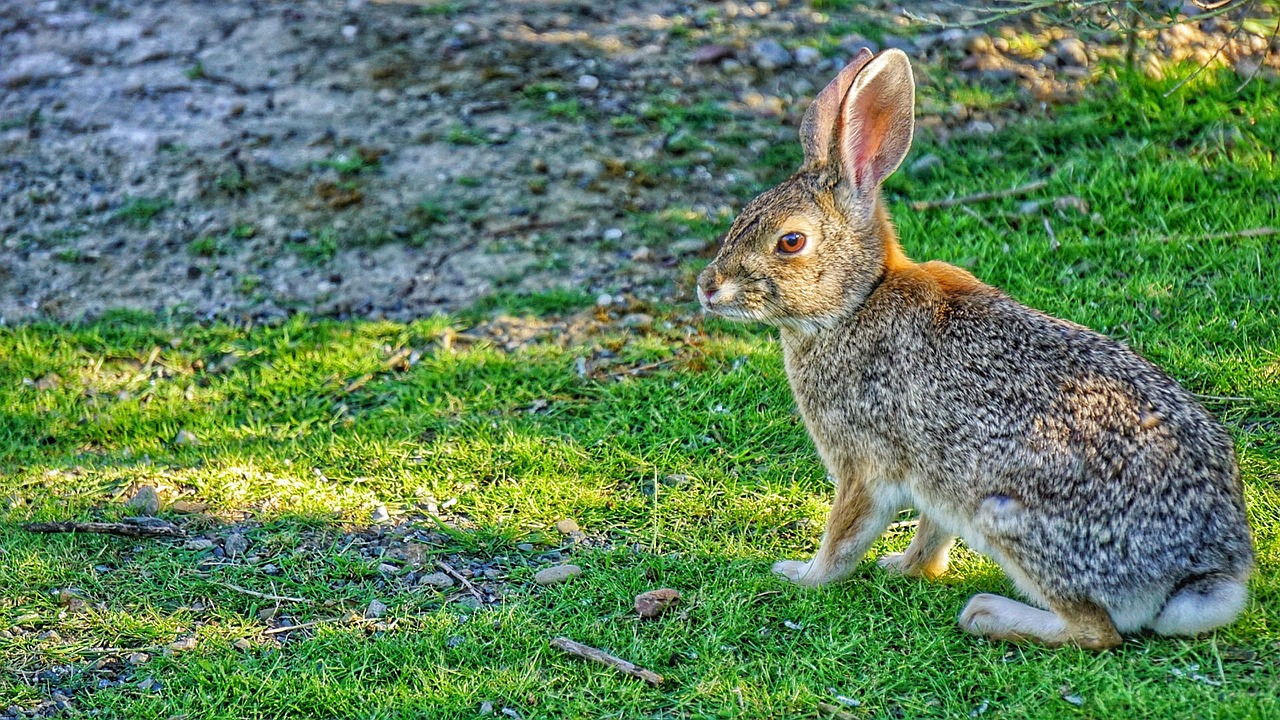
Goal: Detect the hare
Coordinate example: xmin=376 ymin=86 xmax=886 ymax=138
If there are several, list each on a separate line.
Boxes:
xmin=697 ymin=48 xmax=1253 ymax=649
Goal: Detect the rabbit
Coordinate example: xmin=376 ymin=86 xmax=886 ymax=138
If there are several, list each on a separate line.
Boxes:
xmin=696 ymin=48 xmax=1253 ymax=649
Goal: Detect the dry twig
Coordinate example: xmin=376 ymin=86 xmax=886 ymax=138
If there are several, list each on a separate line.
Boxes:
xmin=262 ymin=618 xmax=336 ymax=635
xmin=910 ymin=180 xmax=1048 ymax=211
xmin=550 ymin=637 xmax=664 ymax=686
xmin=22 ymin=518 xmax=186 ymax=539
xmin=436 ymin=561 xmax=487 ymax=604
xmin=215 ymin=582 xmax=313 ymax=604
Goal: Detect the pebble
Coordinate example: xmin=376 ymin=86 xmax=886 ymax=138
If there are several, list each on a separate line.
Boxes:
xmin=634 ymin=588 xmax=681 ymax=618
xmin=966 ymin=120 xmax=996 ymax=135
xmin=516 ymin=543 xmax=535 ymax=552
xmin=1018 ymin=200 xmax=1043 ymax=215
xmin=622 ymin=313 xmax=653 ymax=329
xmin=452 ymin=21 xmax=475 ymax=36
xmin=377 ymin=563 xmax=398 ymax=575
xmin=751 ymin=39 xmax=792 ymax=70
xmin=126 ymin=485 xmax=161 ymax=515
xmin=419 ymin=572 xmax=455 ymax=589
xmin=223 ymin=533 xmax=248 ymax=559
xmin=183 ymin=538 xmax=214 ymax=551
xmin=371 ymin=505 xmax=390 ymax=523
xmin=595 ymin=293 xmax=613 ymax=308
xmin=174 ymin=429 xmax=199 ymax=446
xmin=1056 ymin=38 xmax=1089 ymax=67
xmin=366 ymin=599 xmax=388 ymax=618
xmin=577 ymin=74 xmax=600 ymax=91
xmin=669 ymin=238 xmax=707 ymax=255
xmin=534 ymin=564 xmax=582 ymax=586
xmin=793 ymin=46 xmax=822 ymax=66
xmin=631 ymin=246 xmax=654 ymax=262
xmin=908 ymin=153 xmax=943 ymax=177
xmin=692 ymin=44 xmax=734 ymax=64
xmin=602 ymin=227 xmax=623 ymax=241
xmin=233 ymin=638 xmax=252 ymax=651
xmin=840 ymin=33 xmax=879 ymax=55
xmin=168 ymin=636 xmax=197 ymax=653
xmin=555 ymin=518 xmax=580 ymax=534
xmin=341 ymin=25 xmax=358 ymax=41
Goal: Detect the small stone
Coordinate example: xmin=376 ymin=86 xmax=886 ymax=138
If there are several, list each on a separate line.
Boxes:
xmin=622 ymin=313 xmax=653 ymax=329
xmin=534 ymin=564 xmax=582 ymax=586
xmin=751 ymin=39 xmax=792 ymax=70
xmin=634 ymin=588 xmax=681 ymax=618
xmin=223 ymin=533 xmax=248 ymax=559
xmin=1018 ymin=200 xmax=1043 ymax=215
xmin=233 ymin=638 xmax=252 ymax=651
xmin=908 ymin=153 xmax=942 ymax=178
xmin=257 ymin=607 xmax=278 ymax=622
xmin=174 ymin=429 xmax=199 ymax=446
xmin=366 ymin=599 xmax=388 ymax=619
xmin=452 ymin=21 xmax=474 ymax=36
xmin=967 ymin=120 xmax=996 ymax=135
xmin=692 ymin=44 xmax=734 ymax=64
xmin=577 ymin=74 xmax=600 ymax=91
xmin=840 ymin=33 xmax=879 ymax=56
xmin=127 ymin=485 xmax=161 ymax=515
xmin=371 ymin=505 xmax=390 ymax=523
xmin=595 ymin=293 xmax=613 ymax=308
xmin=516 ymin=543 xmax=535 ymax=552
xmin=418 ymin=572 xmax=455 ymax=589
xmin=1056 ymin=38 xmax=1088 ymax=67
xmin=555 ymin=519 xmax=580 ymax=534
xmin=378 ymin=563 xmax=398 ymax=575
xmin=183 ymin=538 xmax=213 ymax=551
xmin=341 ymin=24 xmax=358 ymax=41
xmin=480 ymin=701 xmax=494 ymax=716
xmin=341 ymin=610 xmax=361 ymax=624
xmin=376 ymin=88 xmax=397 ymax=104
xmin=631 ymin=246 xmax=654 ymax=262
xmin=793 ymin=46 xmax=822 ymax=66
xmin=127 ymin=652 xmax=150 ymax=665
xmin=168 ymin=636 xmax=197 ymax=653
xmin=670 ymin=238 xmax=708 ymax=255
xmin=602 ymin=227 xmax=624 ymax=241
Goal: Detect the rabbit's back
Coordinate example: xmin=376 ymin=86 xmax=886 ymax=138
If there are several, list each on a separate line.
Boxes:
xmin=783 ymin=269 xmax=1253 ymax=620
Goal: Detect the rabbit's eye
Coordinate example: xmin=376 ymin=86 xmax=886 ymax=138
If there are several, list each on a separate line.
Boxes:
xmin=776 ymin=232 xmax=807 ymax=255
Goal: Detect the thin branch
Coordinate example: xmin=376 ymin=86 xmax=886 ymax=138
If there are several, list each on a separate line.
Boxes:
xmin=436 ymin=561 xmax=486 ymax=604
xmin=214 ymin=581 xmax=314 ymax=604
xmin=22 ymin=518 xmax=186 ymax=539
xmin=262 ymin=618 xmax=337 ymax=635
xmin=910 ymin=179 xmax=1048 ymax=211
xmin=550 ymin=637 xmax=664 ymax=686
xmin=1163 ymin=226 xmax=1277 ymax=242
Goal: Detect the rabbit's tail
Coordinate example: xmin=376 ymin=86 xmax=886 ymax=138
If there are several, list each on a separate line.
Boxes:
xmin=1151 ymin=572 xmax=1248 ymax=637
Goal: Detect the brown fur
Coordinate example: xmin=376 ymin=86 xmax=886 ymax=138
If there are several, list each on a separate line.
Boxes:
xmin=698 ymin=50 xmax=1252 ymax=648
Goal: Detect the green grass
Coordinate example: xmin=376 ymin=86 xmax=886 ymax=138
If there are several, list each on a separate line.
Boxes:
xmin=113 ymin=197 xmax=172 ymax=228
xmin=2 ymin=70 xmax=1279 ymax=718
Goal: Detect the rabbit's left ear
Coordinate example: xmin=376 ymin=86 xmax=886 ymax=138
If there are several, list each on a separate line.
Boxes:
xmin=836 ymin=49 xmax=916 ymax=196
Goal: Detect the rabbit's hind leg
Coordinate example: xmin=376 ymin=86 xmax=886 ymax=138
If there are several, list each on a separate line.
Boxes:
xmin=877 ymin=514 xmax=955 ymax=579
xmin=1151 ymin=572 xmax=1248 ymax=637
xmin=959 ymin=593 xmax=1121 ymax=649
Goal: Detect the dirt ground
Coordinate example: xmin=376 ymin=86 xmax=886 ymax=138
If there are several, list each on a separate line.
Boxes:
xmin=2 ymin=0 xmax=1275 ymax=324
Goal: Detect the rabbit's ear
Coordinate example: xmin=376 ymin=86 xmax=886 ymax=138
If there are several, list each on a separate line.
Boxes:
xmin=799 ymin=47 xmax=874 ymax=170
xmin=836 ymin=49 xmax=915 ymax=196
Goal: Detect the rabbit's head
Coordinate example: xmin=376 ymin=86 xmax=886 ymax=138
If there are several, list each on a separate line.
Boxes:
xmin=698 ymin=48 xmax=916 ymax=330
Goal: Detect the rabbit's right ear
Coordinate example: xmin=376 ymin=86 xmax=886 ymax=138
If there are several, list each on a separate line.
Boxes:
xmin=836 ymin=49 xmax=916 ymax=197
xmin=799 ymin=47 xmax=875 ymax=171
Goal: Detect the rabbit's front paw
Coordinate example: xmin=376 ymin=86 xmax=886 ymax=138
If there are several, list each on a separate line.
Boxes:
xmin=773 ymin=559 xmax=820 ymax=585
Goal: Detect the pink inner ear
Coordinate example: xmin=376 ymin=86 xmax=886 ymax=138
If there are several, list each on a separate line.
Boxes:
xmin=838 ymin=55 xmax=914 ymax=193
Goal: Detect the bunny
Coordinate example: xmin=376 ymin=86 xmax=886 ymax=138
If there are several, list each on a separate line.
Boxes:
xmin=696 ymin=48 xmax=1253 ymax=649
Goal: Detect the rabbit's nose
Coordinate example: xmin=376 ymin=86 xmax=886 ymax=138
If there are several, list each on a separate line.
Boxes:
xmin=698 ymin=268 xmax=722 ymax=300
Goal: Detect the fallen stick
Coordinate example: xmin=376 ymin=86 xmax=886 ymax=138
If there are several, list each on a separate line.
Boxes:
xmin=436 ymin=561 xmax=487 ymax=604
xmin=910 ymin=179 xmax=1048 ymax=211
xmin=214 ymin=581 xmax=313 ymax=605
xmin=1165 ymin=226 xmax=1277 ymax=243
xmin=550 ymin=637 xmax=663 ymax=686
xmin=22 ymin=518 xmax=186 ymax=539
xmin=262 ymin=618 xmax=335 ymax=636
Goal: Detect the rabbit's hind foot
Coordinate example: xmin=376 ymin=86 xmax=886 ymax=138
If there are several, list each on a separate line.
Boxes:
xmin=959 ymin=593 xmax=1121 ymax=650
